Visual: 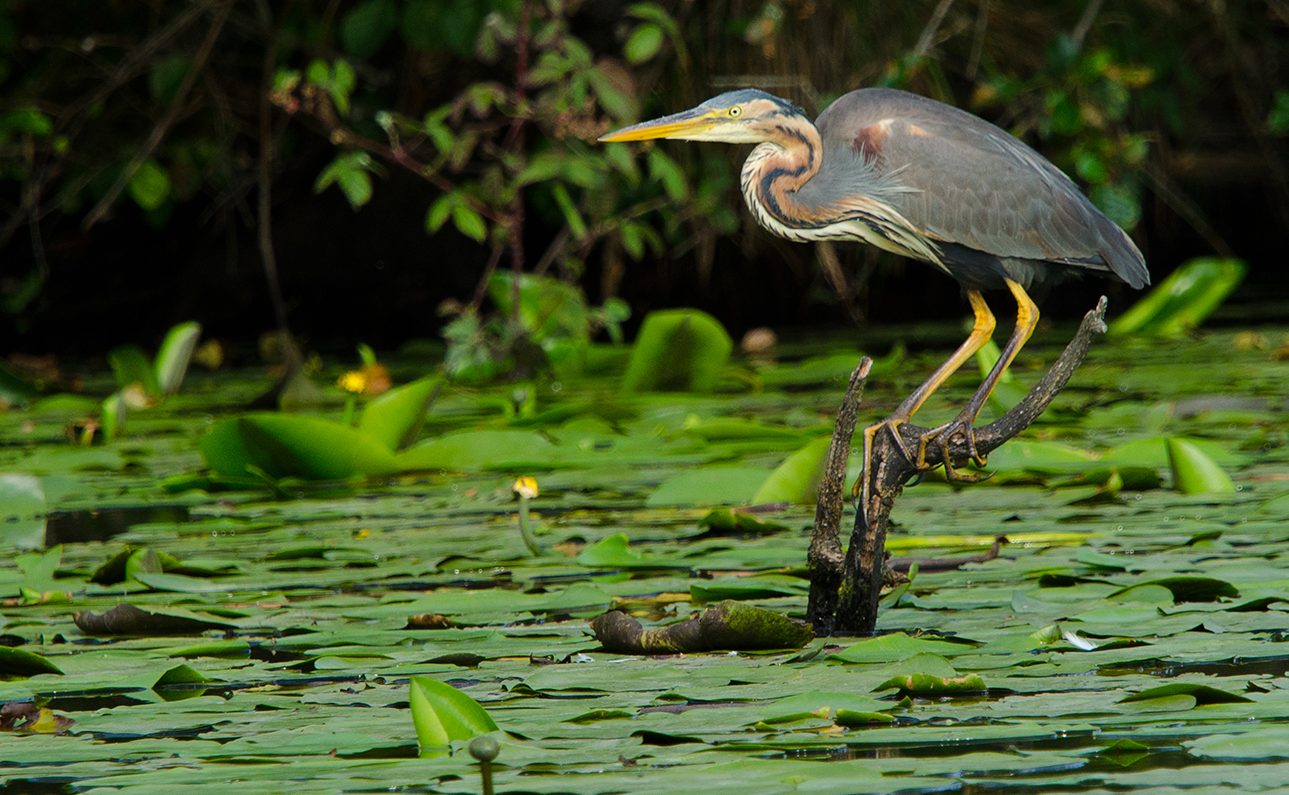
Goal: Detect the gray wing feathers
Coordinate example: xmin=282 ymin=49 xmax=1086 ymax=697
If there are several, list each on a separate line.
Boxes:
xmin=816 ymin=89 xmax=1149 ymax=288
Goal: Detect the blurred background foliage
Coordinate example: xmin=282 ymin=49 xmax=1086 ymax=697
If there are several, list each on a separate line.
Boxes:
xmin=1 ymin=0 xmax=1287 ymax=358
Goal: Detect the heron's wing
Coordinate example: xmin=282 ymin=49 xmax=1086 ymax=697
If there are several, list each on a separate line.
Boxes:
xmin=813 ymin=89 xmax=1148 ymax=288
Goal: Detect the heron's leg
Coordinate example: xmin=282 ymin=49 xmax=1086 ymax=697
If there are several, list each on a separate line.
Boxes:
xmin=922 ymin=278 xmax=1039 ymax=476
xmin=891 ymin=289 xmax=997 ymax=421
xmin=855 ymin=290 xmax=996 ymax=505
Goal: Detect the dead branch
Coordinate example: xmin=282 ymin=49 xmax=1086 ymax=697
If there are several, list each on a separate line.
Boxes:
xmin=809 ymin=297 xmax=1109 ymax=635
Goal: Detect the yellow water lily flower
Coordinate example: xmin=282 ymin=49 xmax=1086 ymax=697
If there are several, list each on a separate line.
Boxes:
xmin=512 ymin=476 xmax=539 ymax=500
xmin=337 ymin=370 xmax=368 ymax=394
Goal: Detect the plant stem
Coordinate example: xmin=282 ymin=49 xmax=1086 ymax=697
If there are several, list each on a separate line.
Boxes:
xmin=517 ymin=497 xmax=542 ymax=556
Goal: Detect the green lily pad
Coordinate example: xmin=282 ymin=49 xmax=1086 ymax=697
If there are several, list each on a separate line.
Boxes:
xmin=200 ymin=414 xmax=399 ymax=480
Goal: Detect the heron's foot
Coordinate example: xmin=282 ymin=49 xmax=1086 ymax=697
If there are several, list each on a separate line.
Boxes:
xmin=918 ymin=417 xmax=990 ymax=482
xmin=852 ymin=417 xmax=926 ymax=534
xmin=852 ymin=417 xmax=918 ymax=499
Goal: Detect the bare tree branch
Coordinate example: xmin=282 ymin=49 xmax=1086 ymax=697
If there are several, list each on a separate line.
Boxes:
xmin=809 ymin=298 xmax=1110 ymax=635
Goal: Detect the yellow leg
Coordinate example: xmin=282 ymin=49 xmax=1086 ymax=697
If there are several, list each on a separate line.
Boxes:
xmin=922 ymin=278 xmax=1040 ymax=475
xmin=855 ymin=290 xmax=996 ymax=505
xmin=961 ymin=278 xmax=1039 ymax=426
xmin=892 ymin=289 xmax=997 ymax=420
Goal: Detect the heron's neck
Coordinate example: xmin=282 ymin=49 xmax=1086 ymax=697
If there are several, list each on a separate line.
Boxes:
xmin=739 ymin=116 xmax=827 ymax=235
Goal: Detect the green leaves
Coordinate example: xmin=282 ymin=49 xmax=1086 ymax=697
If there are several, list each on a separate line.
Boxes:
xmin=408 ymin=676 xmax=498 ymax=756
xmin=340 ymin=0 xmax=398 ymax=58
xmin=1167 ymin=437 xmax=1236 ymax=495
xmin=0 ymin=473 xmax=46 ymax=550
xmin=831 ymin=633 xmax=977 ymax=664
xmin=752 ymin=437 xmax=831 ymax=504
xmin=201 ymin=414 xmax=399 ymax=480
xmin=624 ymin=24 xmax=665 ymax=64
xmin=358 ymin=376 xmax=440 ymax=451
xmin=315 ymin=151 xmax=377 ymax=210
xmin=621 ymin=309 xmax=732 ymax=393
xmin=154 ymin=321 xmax=201 ymax=396
xmin=305 ymin=59 xmax=357 ymax=115
xmin=127 ymin=159 xmax=172 ymax=211
xmin=873 ymin=654 xmax=987 ymax=695
xmin=1110 ymin=258 xmax=1247 ymax=337
xmin=0 ymin=647 xmax=62 ymax=678
xmin=426 ymin=191 xmax=487 ymax=242
xmin=1120 ymin=683 xmax=1253 ymax=707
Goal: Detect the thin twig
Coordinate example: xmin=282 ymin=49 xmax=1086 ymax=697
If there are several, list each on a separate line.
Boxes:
xmin=1142 ymin=163 xmax=1234 ymax=259
xmin=468 ymin=242 xmax=507 ymax=314
xmin=966 ymin=0 xmax=991 ymax=80
xmin=0 ymin=1 xmax=212 ymax=247
xmin=1070 ymin=0 xmax=1105 ymax=51
xmin=255 ymin=0 xmax=289 ymax=335
xmin=913 ymin=0 xmax=957 ymax=59
xmin=82 ymin=0 xmax=233 ymax=230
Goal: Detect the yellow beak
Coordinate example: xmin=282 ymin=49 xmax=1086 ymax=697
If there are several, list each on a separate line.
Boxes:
xmin=598 ymin=107 xmax=717 ymax=142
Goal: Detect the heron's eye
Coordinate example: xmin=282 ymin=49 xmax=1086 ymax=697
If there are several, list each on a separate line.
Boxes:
xmin=729 ymin=106 xmax=742 ymax=117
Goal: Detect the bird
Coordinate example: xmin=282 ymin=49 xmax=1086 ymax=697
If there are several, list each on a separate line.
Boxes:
xmin=599 ymin=87 xmax=1149 ymax=491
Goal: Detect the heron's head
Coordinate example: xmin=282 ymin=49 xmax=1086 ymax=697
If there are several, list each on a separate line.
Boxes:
xmin=599 ymin=89 xmax=805 ymax=145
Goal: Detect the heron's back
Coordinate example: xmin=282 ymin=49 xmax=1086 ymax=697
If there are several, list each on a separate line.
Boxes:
xmin=814 ymin=88 xmax=1149 ymax=291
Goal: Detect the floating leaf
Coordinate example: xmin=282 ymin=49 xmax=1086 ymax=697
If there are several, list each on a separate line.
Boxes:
xmin=873 ymin=653 xmax=986 ymax=694
xmin=697 ymin=508 xmax=789 ymax=535
xmin=1167 ymin=437 xmax=1237 ymax=494
xmin=646 ymin=467 xmax=769 ymax=508
xmin=153 ymin=321 xmax=201 ymax=396
xmin=756 ymin=691 xmax=890 ymax=725
xmin=200 ymin=414 xmax=399 ymax=480
xmin=408 ymin=676 xmax=498 ymax=756
xmin=0 ymin=473 xmax=46 ymax=550
xmin=398 ymin=429 xmax=559 ymax=472
xmin=831 ymin=633 xmax=978 ymax=664
xmin=575 ymin=533 xmax=674 ymax=569
xmin=751 ymin=436 xmax=831 ymax=504
xmin=1120 ymin=683 xmax=1253 ymax=706
xmin=358 ymin=376 xmax=439 ymax=451
xmin=153 ymin=663 xmax=209 ymax=689
xmin=621 ymin=309 xmax=732 ymax=393
xmin=1186 ymin=728 xmax=1289 ymax=760
xmin=689 ymin=575 xmax=805 ymax=604
xmin=0 ymin=647 xmax=63 ymax=677
xmin=875 ymin=669 xmax=987 ymax=695
xmin=1110 ymin=576 xmax=1238 ymax=603
xmin=165 ymin=640 xmax=251 ymax=659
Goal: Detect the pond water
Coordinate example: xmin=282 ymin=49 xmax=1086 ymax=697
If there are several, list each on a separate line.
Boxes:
xmin=2 ymin=321 xmax=1288 ymax=793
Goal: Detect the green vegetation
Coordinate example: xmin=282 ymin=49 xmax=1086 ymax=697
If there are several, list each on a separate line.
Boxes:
xmin=1 ymin=2 xmax=1282 ymax=343
xmin=1 ymin=2 xmax=1287 ymax=791
xmin=2 ymin=314 xmax=1288 ymax=790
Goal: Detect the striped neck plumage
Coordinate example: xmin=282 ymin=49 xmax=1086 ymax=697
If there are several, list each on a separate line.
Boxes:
xmin=738 ymin=113 xmax=825 ymax=234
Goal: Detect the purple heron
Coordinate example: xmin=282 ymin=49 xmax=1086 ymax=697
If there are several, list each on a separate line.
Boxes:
xmin=601 ymin=88 xmax=1148 ymax=485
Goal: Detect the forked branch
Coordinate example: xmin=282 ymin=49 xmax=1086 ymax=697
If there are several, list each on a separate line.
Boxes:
xmin=809 ymin=297 xmax=1110 ymax=635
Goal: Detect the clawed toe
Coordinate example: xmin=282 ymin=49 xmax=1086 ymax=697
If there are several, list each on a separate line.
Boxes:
xmin=855 ymin=413 xmax=992 ymax=518
xmin=918 ymin=418 xmax=989 ymax=481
